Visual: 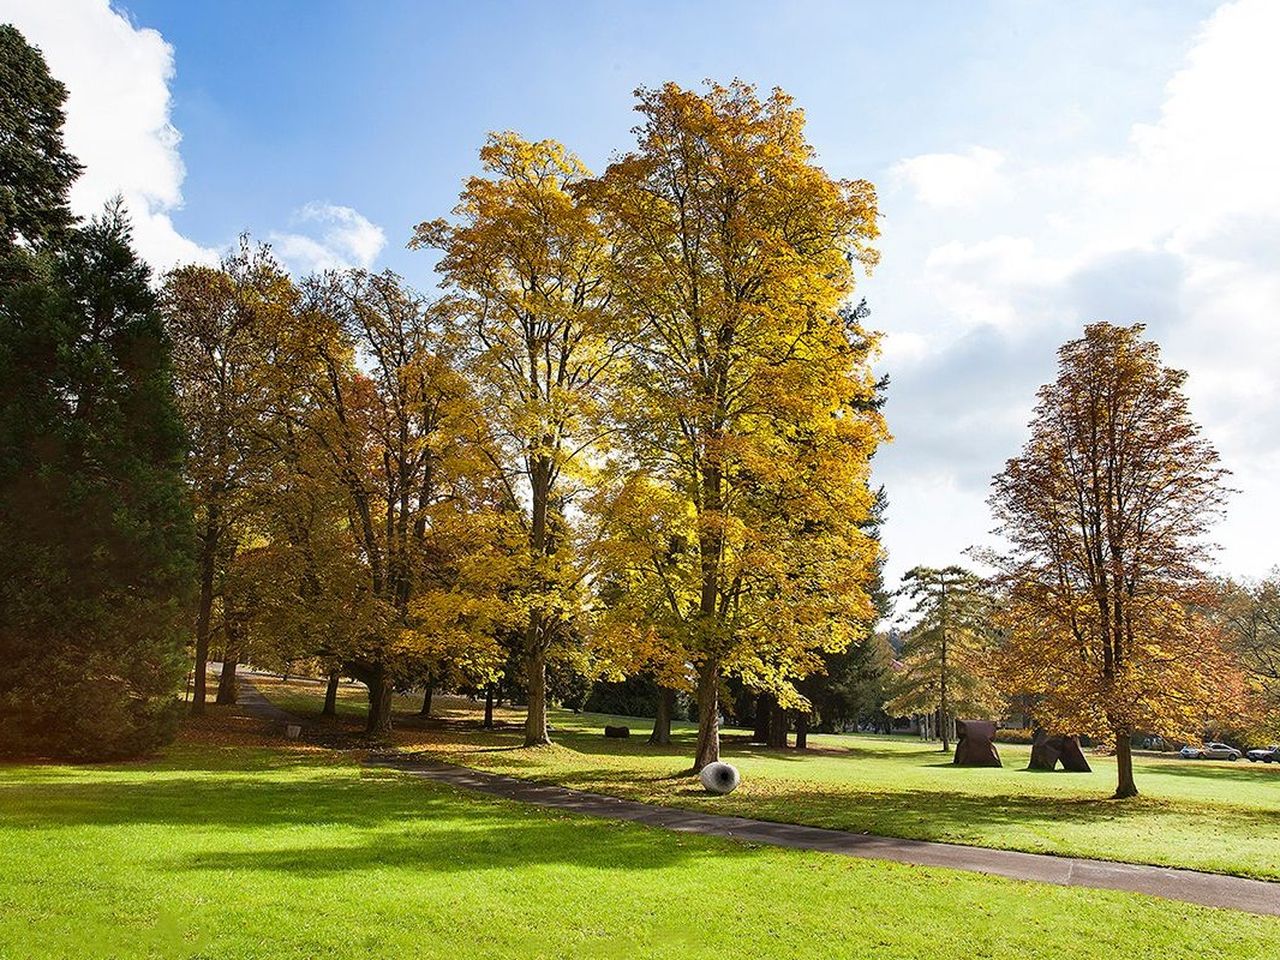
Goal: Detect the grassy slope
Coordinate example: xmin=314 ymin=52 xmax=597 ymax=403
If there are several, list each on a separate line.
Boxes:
xmin=255 ymin=676 xmax=1280 ymax=880
xmin=2 ymin=739 xmax=1278 ymax=960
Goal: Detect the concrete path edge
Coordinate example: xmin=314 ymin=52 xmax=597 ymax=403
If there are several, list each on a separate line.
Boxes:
xmin=375 ymin=755 xmax=1280 ymax=918
xmin=230 ymin=682 xmax=1278 ymax=918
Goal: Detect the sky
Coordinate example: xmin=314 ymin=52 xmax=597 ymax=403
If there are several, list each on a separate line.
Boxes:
xmin=4 ymin=0 xmax=1278 ymax=598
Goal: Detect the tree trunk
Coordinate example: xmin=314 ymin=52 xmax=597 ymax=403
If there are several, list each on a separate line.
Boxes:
xmin=214 ymin=603 xmax=242 ymax=706
xmin=418 ymin=682 xmax=434 ymax=717
xmin=483 ymin=683 xmax=495 ymax=729
xmin=190 ymin=508 xmax=220 ymax=716
xmin=939 ymin=707 xmax=950 ymax=753
xmin=214 ymin=648 xmax=239 ymax=705
xmin=1114 ymin=728 xmax=1138 ymax=798
xmin=795 ymin=712 xmax=809 ymax=750
xmin=524 ymin=649 xmax=550 ymax=747
xmin=649 ymin=687 xmax=675 ymax=745
xmin=753 ymin=692 xmax=773 ymax=743
xmin=693 ymin=660 xmax=720 ymax=772
xmin=365 ymin=669 xmax=393 ymax=736
xmin=767 ymin=701 xmax=788 ymax=748
xmin=524 ymin=456 xmax=553 ymax=747
xmin=322 ymin=670 xmax=339 ymax=717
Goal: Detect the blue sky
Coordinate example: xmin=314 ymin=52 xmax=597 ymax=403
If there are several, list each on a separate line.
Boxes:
xmin=111 ymin=0 xmax=1213 ymax=285
xmin=5 ymin=0 xmax=1277 ymax=605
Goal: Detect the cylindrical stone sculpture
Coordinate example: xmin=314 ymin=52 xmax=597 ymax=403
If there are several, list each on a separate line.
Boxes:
xmin=699 ymin=761 xmax=741 ymax=794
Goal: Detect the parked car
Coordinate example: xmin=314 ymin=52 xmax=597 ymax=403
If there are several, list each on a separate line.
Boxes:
xmin=1246 ymin=745 xmax=1279 ymax=763
xmin=1179 ymin=742 xmax=1242 ymax=761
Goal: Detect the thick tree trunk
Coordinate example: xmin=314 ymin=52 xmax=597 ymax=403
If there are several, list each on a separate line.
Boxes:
xmin=483 ymin=683 xmax=495 ymax=729
xmin=365 ymin=669 xmax=393 ymax=736
xmin=524 ymin=649 xmax=550 ymax=746
xmin=753 ymin=692 xmax=773 ymax=743
xmin=418 ymin=682 xmax=433 ymax=717
xmin=215 ymin=649 xmax=239 ymax=705
xmin=1114 ymin=728 xmax=1138 ymax=798
xmin=795 ymin=712 xmax=809 ymax=750
xmin=524 ymin=455 xmax=553 ymax=747
xmin=767 ymin=701 xmax=788 ymax=748
xmin=693 ymin=660 xmax=720 ymax=772
xmin=322 ymin=670 xmax=339 ymax=717
xmin=649 ymin=687 xmax=675 ymax=745
xmin=190 ymin=508 xmax=220 ymax=716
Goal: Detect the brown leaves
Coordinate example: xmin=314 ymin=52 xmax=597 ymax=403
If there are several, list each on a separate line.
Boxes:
xmin=989 ymin=323 xmax=1236 ymax=744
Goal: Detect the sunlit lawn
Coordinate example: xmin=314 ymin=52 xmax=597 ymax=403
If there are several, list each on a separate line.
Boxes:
xmin=254 ymin=674 xmax=1280 ymax=881
xmin=2 ymin=729 xmax=1278 ymax=959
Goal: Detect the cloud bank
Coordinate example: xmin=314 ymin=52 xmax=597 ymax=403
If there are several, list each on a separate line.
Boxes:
xmin=2 ymin=0 xmax=215 ymax=268
xmin=876 ymin=0 xmax=1280 ymax=592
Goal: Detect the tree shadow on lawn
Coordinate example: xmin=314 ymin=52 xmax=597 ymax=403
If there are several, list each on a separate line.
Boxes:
xmin=502 ymin=730 xmax=879 ymax=765
xmin=170 ymin=802 xmax=735 ymax=879
xmin=702 ymin=782 xmax=1280 ymax=840
xmin=0 ymin=759 xmax=744 ymax=876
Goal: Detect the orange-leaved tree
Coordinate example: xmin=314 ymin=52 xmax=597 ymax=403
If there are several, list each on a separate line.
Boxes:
xmin=283 ymin=270 xmax=511 ymax=733
xmin=988 ymin=322 xmax=1234 ymax=798
xmin=162 ymin=241 xmax=298 ymax=713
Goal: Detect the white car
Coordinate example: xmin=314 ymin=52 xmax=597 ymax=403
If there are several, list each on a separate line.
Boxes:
xmin=1180 ymin=742 xmax=1242 ymax=761
xmin=1246 ymin=745 xmax=1279 ymax=763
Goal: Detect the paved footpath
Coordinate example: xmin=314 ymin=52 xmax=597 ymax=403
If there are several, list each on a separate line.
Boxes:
xmin=236 ymin=679 xmax=301 ymax=726
xmin=376 ymin=755 xmax=1280 ymax=918
xmin=232 ymin=686 xmax=1278 ymax=918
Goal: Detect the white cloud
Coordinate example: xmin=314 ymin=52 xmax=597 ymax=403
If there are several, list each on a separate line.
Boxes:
xmin=876 ymin=0 xmax=1280 ymax=585
xmin=891 ymin=146 xmax=1005 ymax=208
xmin=269 ymin=203 xmax=387 ymax=275
xmin=0 ymin=4 xmax=389 ymax=279
xmin=0 ymin=0 xmax=217 ymax=268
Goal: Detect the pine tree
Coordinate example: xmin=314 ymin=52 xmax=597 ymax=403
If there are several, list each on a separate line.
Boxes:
xmin=886 ymin=565 xmax=1000 ymax=752
xmin=0 ymin=25 xmax=82 ymax=251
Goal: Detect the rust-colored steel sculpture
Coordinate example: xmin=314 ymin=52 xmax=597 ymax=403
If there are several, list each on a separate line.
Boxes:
xmin=953 ymin=719 xmax=1003 ymax=767
xmin=1028 ymin=731 xmax=1092 ymax=772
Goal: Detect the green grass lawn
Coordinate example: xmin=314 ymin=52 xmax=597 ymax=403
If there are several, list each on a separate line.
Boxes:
xmin=252 ymin=675 xmax=1280 ymax=881
xmin=2 ymin=740 xmax=1278 ymax=960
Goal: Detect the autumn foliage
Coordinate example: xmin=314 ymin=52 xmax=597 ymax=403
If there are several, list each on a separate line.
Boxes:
xmin=988 ymin=323 xmax=1237 ymax=797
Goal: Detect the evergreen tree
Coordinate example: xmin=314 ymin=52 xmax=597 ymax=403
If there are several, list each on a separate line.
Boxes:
xmin=886 ymin=565 xmax=1000 ymax=751
xmin=0 ymin=25 xmax=82 ymax=251
xmin=0 ymin=203 xmax=193 ymax=759
xmin=0 ymin=17 xmax=189 ymax=761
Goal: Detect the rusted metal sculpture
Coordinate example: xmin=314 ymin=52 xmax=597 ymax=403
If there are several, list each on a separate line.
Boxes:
xmin=953 ymin=719 xmax=1002 ymax=767
xmin=1028 ymin=730 xmax=1092 ymax=772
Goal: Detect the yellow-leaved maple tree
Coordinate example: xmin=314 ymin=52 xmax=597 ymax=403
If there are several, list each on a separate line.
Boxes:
xmin=413 ymin=134 xmax=621 ymax=746
xmin=587 ymin=81 xmax=887 ymax=770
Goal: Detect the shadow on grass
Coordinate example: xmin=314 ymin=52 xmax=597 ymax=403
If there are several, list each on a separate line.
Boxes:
xmin=470 ymin=761 xmax=1280 ymax=862
xmin=0 ymin=753 xmax=743 ymax=877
